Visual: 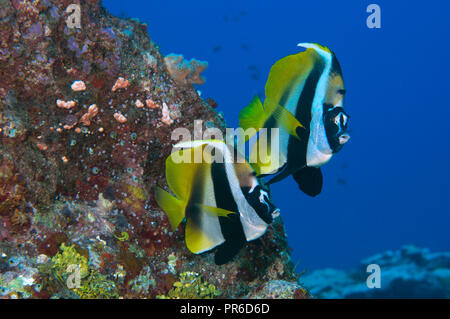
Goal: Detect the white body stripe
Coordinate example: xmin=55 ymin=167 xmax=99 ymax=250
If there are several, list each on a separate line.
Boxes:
xmin=298 ymin=44 xmax=334 ymax=167
xmin=175 ymin=140 xmax=268 ymax=241
xmin=196 ymin=166 xmax=225 ymax=253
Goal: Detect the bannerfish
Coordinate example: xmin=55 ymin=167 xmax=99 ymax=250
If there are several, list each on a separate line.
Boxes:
xmin=155 ymin=139 xmax=280 ymax=265
xmin=239 ymin=43 xmax=350 ymax=196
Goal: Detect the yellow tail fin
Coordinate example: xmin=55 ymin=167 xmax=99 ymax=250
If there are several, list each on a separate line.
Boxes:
xmin=238 ymin=95 xmax=268 ymax=142
xmin=155 ymin=186 xmax=185 ymax=230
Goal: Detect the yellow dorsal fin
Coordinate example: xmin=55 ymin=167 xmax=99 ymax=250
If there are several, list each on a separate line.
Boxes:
xmin=265 ymin=50 xmax=316 ymax=106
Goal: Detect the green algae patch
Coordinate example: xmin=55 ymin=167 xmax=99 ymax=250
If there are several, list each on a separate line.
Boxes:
xmin=157 ymin=271 xmax=221 ymax=299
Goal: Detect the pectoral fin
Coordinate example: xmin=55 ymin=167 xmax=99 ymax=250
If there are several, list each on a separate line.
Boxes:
xmin=292 ymin=166 xmax=323 ymax=197
xmin=265 ymin=99 xmax=304 ymax=141
xmin=195 ymin=204 xmax=236 ymax=218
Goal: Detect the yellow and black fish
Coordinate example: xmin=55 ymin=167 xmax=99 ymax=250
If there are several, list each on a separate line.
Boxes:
xmin=155 ymin=140 xmax=279 ymax=265
xmin=239 ymin=43 xmax=350 ymax=196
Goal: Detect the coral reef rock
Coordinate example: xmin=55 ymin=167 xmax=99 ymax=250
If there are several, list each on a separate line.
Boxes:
xmin=300 ymin=245 xmax=450 ymax=299
xmin=0 ymin=0 xmax=301 ymax=299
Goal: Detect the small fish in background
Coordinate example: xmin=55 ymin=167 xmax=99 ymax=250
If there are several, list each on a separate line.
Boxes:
xmin=223 ymin=10 xmax=248 ymax=23
xmin=212 ymin=45 xmax=223 ymax=53
xmin=241 ymin=43 xmax=250 ymax=51
xmin=239 ymin=43 xmax=351 ymax=197
xmin=155 ymin=140 xmax=280 ymax=265
xmin=248 ymin=64 xmax=259 ymax=80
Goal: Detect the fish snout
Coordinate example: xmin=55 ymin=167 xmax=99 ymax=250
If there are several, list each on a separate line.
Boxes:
xmin=272 ymin=208 xmax=281 ymax=218
xmin=339 ymin=133 xmax=350 ymax=145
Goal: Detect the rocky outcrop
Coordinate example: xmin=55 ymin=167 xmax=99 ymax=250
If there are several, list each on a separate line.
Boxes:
xmin=0 ymin=0 xmax=300 ymax=298
xmin=300 ymin=245 xmax=450 ymax=298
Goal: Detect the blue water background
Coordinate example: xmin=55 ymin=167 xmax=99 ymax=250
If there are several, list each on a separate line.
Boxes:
xmin=103 ymin=0 xmax=450 ymax=271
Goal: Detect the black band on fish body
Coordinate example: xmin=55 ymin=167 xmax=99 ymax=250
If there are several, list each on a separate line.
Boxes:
xmin=211 ymin=161 xmax=247 ymax=265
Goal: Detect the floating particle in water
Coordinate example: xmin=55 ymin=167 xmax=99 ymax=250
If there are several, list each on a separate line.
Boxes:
xmin=126 ymin=167 xmax=133 ymax=174
xmin=110 ymin=131 xmax=117 ymax=139
xmin=130 ymin=132 xmax=137 ymax=141
xmin=92 ymin=167 xmax=99 ymax=175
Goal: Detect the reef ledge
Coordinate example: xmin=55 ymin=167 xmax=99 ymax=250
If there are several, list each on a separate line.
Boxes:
xmin=0 ymin=0 xmax=304 ymax=299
